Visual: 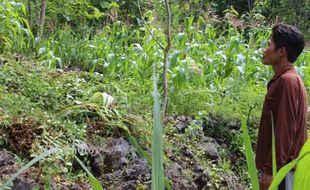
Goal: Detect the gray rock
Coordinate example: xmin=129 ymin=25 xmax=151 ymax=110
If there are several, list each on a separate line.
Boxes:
xmin=122 ymin=160 xmax=150 ymax=181
xmin=194 ymin=172 xmax=209 ymax=190
xmin=175 ymin=121 xmax=189 ymax=132
xmin=172 ymin=179 xmax=197 ymax=190
xmin=0 ymin=151 xmax=14 ymax=167
xmin=199 ymin=142 xmax=219 ymax=161
xmin=168 ymin=162 xmax=183 ymax=178
xmin=175 ymin=116 xmax=193 ymax=133
xmin=102 ymin=137 xmax=136 ymax=172
xmin=180 ymin=145 xmax=194 ymax=158
xmin=201 ymin=136 xmax=216 ymax=143
xmin=13 ymin=177 xmax=35 ymax=190
xmin=227 ymin=120 xmax=239 ymax=130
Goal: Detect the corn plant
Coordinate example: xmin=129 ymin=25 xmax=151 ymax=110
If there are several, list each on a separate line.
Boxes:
xmin=26 ymin=13 xmax=309 ymax=115
xmin=0 ymin=0 xmax=33 ymax=53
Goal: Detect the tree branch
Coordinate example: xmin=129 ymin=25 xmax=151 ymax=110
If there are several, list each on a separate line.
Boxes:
xmin=137 ymin=0 xmax=165 ymax=50
xmin=162 ymin=0 xmax=172 ymax=119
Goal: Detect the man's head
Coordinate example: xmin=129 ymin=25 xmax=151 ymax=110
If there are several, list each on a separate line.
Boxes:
xmin=263 ymin=24 xmax=305 ymax=65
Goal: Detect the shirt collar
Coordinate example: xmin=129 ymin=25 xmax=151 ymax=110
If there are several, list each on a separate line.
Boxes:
xmin=271 ymin=64 xmax=295 ymax=81
xmin=267 ymin=64 xmax=295 ymax=88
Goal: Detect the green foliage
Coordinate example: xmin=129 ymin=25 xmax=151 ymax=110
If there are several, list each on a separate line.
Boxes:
xmin=295 ymin=51 xmax=310 ymax=92
xmin=31 ymin=15 xmax=309 ymax=117
xmin=211 ymin=0 xmax=254 ymax=16
xmin=90 ymin=0 xmax=148 ymax=25
xmin=18 ymin=0 xmax=104 ymax=35
xmin=0 ymin=0 xmax=33 ymax=53
xmin=257 ymin=0 xmax=310 ymax=40
xmin=0 ymin=147 xmax=103 ymax=190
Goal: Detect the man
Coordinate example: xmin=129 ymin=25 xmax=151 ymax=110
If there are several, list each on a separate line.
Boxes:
xmin=255 ymin=24 xmax=308 ymax=190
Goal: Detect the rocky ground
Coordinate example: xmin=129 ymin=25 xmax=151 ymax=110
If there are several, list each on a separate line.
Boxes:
xmin=0 ymin=113 xmax=254 ymax=190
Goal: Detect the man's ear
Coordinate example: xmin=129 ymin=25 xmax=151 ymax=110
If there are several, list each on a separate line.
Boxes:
xmin=278 ymin=46 xmax=288 ymax=58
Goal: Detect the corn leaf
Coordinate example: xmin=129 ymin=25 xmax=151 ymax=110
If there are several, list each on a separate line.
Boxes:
xmin=269 ymin=139 xmax=310 ymax=190
xmin=74 ymin=155 xmax=103 ymax=190
xmin=241 ymin=116 xmax=259 ymax=190
xmin=293 ymin=139 xmax=310 ymax=190
xmin=151 ymin=65 xmax=164 ymax=190
xmin=270 ymin=111 xmax=277 ymax=177
xmin=268 ymin=159 xmax=298 ymax=190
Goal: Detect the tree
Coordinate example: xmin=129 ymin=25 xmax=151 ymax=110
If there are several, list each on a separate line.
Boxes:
xmin=38 ymin=0 xmax=46 ymax=38
xmin=138 ymin=0 xmax=172 ymax=119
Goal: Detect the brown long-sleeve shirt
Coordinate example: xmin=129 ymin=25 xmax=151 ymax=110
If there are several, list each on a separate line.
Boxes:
xmin=256 ymin=64 xmax=308 ymax=174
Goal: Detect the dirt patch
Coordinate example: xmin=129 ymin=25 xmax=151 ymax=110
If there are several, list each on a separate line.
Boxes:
xmin=7 ymin=117 xmax=43 ymax=157
xmin=0 ymin=150 xmax=38 ymax=190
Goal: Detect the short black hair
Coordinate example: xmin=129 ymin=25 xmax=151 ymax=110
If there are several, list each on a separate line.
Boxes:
xmin=271 ymin=24 xmax=305 ymax=63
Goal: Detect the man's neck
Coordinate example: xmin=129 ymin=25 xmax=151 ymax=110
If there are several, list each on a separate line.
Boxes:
xmin=272 ymin=59 xmax=291 ymax=75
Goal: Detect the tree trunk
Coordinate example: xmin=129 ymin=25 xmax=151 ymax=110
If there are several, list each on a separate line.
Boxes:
xmin=27 ymin=0 xmax=32 ymax=29
xmin=38 ymin=0 xmax=46 ymax=38
xmin=34 ymin=0 xmax=39 ymax=15
xmin=247 ymin=0 xmax=252 ymax=12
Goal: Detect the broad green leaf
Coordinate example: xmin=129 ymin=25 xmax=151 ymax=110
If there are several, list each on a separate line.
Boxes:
xmin=293 ymin=139 xmax=310 ymax=190
xmin=151 ymin=65 xmax=164 ymax=190
xmin=294 ymin=154 xmax=310 ymax=190
xmin=269 ymin=139 xmax=310 ymax=190
xmin=241 ymin=116 xmax=259 ymax=190
xmin=268 ymin=159 xmax=298 ymax=190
